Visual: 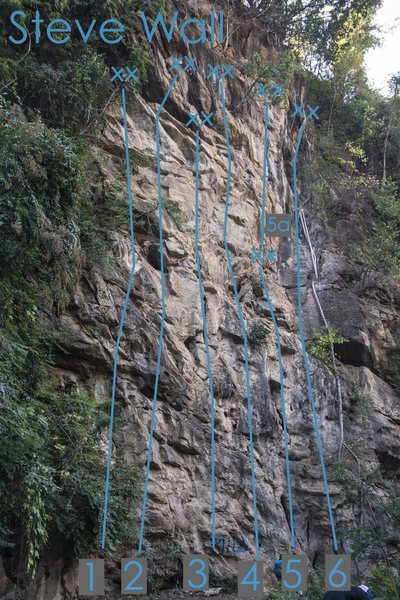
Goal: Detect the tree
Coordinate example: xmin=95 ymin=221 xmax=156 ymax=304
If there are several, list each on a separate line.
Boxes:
xmin=383 ymin=74 xmax=400 ymax=182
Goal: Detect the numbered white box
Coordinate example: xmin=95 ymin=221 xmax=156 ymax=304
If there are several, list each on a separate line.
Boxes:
xmin=78 ymin=559 xmax=104 ymax=596
xmin=183 ymin=555 xmax=209 ymax=591
xmin=121 ymin=558 xmax=147 ymax=595
xmin=282 ymin=554 xmax=308 ymax=592
xmin=325 ymin=554 xmax=351 ymax=592
xmin=238 ymin=560 xmax=263 ymax=598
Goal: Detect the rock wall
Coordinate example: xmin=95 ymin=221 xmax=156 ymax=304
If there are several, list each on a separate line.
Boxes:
xmin=3 ymin=4 xmax=399 ymax=598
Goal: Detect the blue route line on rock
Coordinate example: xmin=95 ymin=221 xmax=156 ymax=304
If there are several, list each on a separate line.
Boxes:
xmin=194 ymin=129 xmax=217 ymax=551
xmin=257 ymin=267 xmax=295 ymax=548
xmin=293 ymin=114 xmax=338 ymax=552
xmin=255 ymin=91 xmax=295 ymax=548
xmin=220 ymin=80 xmax=260 ymax=560
xmin=261 ymin=101 xmax=269 ymax=246
xmin=101 ymin=85 xmax=136 ymax=550
xmin=138 ymin=74 xmax=179 ymax=556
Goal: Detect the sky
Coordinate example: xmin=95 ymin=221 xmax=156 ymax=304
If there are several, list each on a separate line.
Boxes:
xmin=365 ymin=0 xmax=400 ymax=95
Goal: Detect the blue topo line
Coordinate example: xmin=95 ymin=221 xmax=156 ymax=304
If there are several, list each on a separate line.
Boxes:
xmin=257 ymin=267 xmax=295 ymax=548
xmin=293 ymin=117 xmax=338 ymax=552
xmin=256 ymin=95 xmax=295 ymax=548
xmin=101 ymin=85 xmax=136 ymax=550
xmin=194 ymin=130 xmax=217 ymax=551
xmin=261 ymin=102 xmax=269 ymax=246
xmin=138 ymin=74 xmax=179 ymax=555
xmin=220 ymin=80 xmax=260 ymax=559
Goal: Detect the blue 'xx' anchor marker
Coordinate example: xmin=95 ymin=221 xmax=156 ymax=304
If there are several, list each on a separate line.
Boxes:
xmin=207 ymin=63 xmax=235 ymax=80
xmin=186 ymin=111 xmax=214 ymax=128
xmin=271 ymin=83 xmax=284 ymax=99
xmin=291 ymin=102 xmax=306 ymax=119
xmin=111 ymin=66 xmax=138 ymax=83
xmin=255 ymin=82 xmax=269 ymax=98
xmin=169 ymin=55 xmax=197 ymax=73
xmin=207 ymin=63 xmax=220 ymax=79
xmin=307 ymin=104 xmax=319 ymax=120
xmin=251 ymin=246 xmax=277 ymax=265
xmin=221 ymin=64 xmax=234 ymax=79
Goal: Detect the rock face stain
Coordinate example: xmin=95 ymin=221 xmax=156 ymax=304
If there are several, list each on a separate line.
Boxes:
xmin=5 ymin=12 xmax=400 ymax=600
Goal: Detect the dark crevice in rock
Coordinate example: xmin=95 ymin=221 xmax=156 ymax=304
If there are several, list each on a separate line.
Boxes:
xmin=140 ymin=383 xmax=155 ymax=399
xmin=376 ymin=450 xmax=400 ymax=477
xmin=334 ymin=339 xmax=374 ymax=368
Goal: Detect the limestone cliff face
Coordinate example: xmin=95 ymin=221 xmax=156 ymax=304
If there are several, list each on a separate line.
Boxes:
xmin=10 ymin=6 xmax=400 ymax=598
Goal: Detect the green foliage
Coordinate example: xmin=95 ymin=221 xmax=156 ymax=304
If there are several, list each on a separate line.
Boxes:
xmin=353 ymin=180 xmax=400 ymax=289
xmin=305 ymin=11 xmax=400 ymax=291
xmin=0 ymin=0 xmax=165 ymax=135
xmin=0 ymin=102 xmax=144 ymax=283
xmin=129 ymin=148 xmax=156 ymax=172
xmin=330 ymin=463 xmax=400 ymax=600
xmin=353 ymin=181 xmax=400 ymax=290
xmin=370 ymin=183 xmax=400 ymax=275
xmin=144 ymin=539 xmax=182 ymax=592
xmin=239 ymin=50 xmax=297 ymax=104
xmin=307 ymin=324 xmax=348 ymax=365
xmin=329 ymin=462 xmax=361 ymax=503
xmin=267 ymin=588 xmax=292 ymax=599
xmin=249 ymin=323 xmax=269 ymax=346
xmin=163 ymin=197 xmax=186 ymax=229
xmin=210 ymin=572 xmax=237 ymax=595
xmin=353 ymin=221 xmax=400 ymax=290
xmin=266 ymin=570 xmax=324 ymax=599
xmin=0 ymin=97 xmax=143 ymax=578
xmin=18 ymin=51 xmax=111 ymax=133
xmin=340 ymin=269 xmax=357 ymax=284
xmin=303 ymin=0 xmax=400 ymax=293
xmin=370 ymin=563 xmax=400 ymax=600
xmin=331 ymin=462 xmax=400 ymax=574
xmin=0 ymin=103 xmax=84 ymax=303
xmin=236 ymin=0 xmax=381 ymax=72
xmin=349 ymin=384 xmax=372 ymax=409
xmin=307 ymin=126 xmax=381 ymax=225
xmin=372 ymin=181 xmax=400 ymax=221
xmin=0 ymin=286 xmax=141 ymax=574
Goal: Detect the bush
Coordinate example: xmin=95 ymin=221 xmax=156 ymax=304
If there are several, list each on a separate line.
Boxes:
xmin=349 ymin=384 xmax=372 ymax=409
xmin=1 ymin=0 xmax=165 ymax=135
xmin=239 ymin=50 xmax=298 ymax=105
xmin=249 ymin=323 xmax=269 ymax=346
xmin=0 ymin=105 xmax=143 ymax=577
xmin=163 ymin=197 xmax=186 ymax=229
xmin=144 ymin=539 xmax=182 ymax=592
xmin=210 ymin=571 xmax=237 ymax=594
xmin=330 ymin=461 xmax=400 ymax=594
xmin=347 ymin=181 xmax=400 ymax=291
xmin=0 ymin=104 xmax=83 ymax=302
xmin=307 ymin=324 xmax=348 ymax=365
xmin=0 ymin=292 xmax=141 ymax=574
xmin=266 ymin=569 xmax=324 ymax=599
xmin=371 ymin=563 xmax=400 ymax=600
xmin=352 ymin=222 xmax=400 ymax=291
xmin=17 ymin=51 xmax=111 ymax=133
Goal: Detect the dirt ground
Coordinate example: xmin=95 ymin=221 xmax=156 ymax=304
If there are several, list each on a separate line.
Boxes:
xmin=149 ymin=592 xmax=231 ymax=599
xmin=147 ymin=591 xmax=263 ymax=599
